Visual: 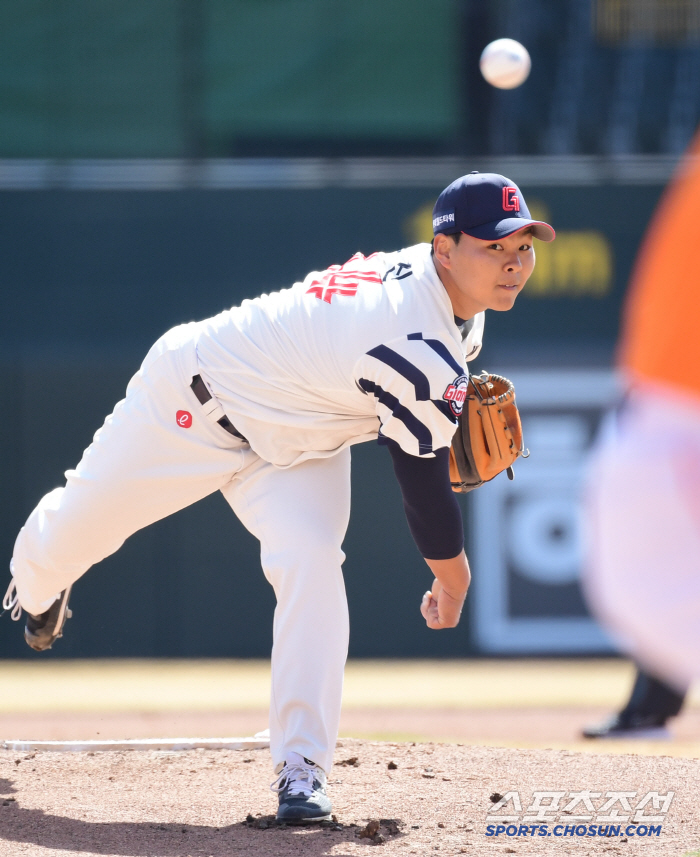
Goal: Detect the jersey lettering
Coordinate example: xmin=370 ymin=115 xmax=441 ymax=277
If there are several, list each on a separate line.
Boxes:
xmin=383 ymin=262 xmax=413 ymax=282
xmin=306 ymin=253 xmax=382 ymax=304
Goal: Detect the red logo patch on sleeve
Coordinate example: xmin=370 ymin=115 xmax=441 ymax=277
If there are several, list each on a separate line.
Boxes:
xmin=176 ymin=410 xmax=193 ymax=428
xmin=443 ymin=375 xmax=470 ymax=416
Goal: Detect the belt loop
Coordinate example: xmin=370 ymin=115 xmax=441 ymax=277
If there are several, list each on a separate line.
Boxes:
xmin=190 ymin=375 xmax=248 ymax=442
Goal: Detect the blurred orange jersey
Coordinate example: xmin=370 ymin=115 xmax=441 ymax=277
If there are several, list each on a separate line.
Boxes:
xmin=620 ymin=131 xmax=700 ymax=400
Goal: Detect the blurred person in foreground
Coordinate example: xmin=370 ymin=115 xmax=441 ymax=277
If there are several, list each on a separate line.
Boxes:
xmin=584 ymin=130 xmax=700 ymax=694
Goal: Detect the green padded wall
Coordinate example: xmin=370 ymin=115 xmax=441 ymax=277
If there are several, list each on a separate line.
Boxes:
xmin=0 ymin=0 xmax=461 ymax=157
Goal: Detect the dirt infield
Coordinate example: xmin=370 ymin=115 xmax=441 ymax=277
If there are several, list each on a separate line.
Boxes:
xmin=2 ymin=661 xmax=699 ymax=854
xmin=1 ymin=738 xmax=698 ymax=857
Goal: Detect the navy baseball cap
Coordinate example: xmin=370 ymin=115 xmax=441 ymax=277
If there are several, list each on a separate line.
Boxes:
xmin=432 ymin=172 xmax=555 ymax=242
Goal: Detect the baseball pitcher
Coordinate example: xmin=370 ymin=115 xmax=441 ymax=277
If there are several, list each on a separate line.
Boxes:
xmin=4 ymin=173 xmax=554 ymax=822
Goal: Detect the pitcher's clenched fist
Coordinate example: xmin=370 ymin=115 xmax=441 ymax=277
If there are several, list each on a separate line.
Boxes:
xmin=420 ymin=551 xmax=471 ymax=629
xmin=421 ymin=578 xmax=467 ymax=629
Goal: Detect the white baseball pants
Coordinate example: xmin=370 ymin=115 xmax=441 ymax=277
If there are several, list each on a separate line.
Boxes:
xmin=11 ymin=322 xmax=351 ymax=774
xmin=584 ymin=385 xmax=700 ymax=690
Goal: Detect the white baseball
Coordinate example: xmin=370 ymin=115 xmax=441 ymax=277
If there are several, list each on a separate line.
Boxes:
xmin=479 ymin=38 xmax=531 ymax=89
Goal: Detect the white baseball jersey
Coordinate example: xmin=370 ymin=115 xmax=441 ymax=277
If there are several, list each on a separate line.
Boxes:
xmin=10 ymin=241 xmax=484 ymax=780
xmin=195 ymin=243 xmax=484 ymax=467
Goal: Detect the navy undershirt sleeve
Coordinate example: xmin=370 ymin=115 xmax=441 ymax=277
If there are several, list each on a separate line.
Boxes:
xmin=387 ymin=441 xmax=464 ymax=561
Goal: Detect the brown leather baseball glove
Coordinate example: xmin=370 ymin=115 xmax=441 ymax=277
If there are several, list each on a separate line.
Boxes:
xmin=449 ymin=371 xmax=527 ymax=493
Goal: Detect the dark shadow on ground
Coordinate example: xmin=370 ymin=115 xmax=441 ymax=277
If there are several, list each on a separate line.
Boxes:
xmin=0 ymin=778 xmax=17 ymax=794
xmin=0 ymin=798 xmax=404 ymax=856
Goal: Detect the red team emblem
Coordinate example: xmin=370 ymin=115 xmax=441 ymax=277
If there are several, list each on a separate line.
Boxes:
xmin=176 ymin=410 xmax=192 ymax=428
xmin=443 ymin=375 xmax=470 ymax=417
xmin=502 ymin=186 xmax=520 ymax=211
xmin=306 ymin=253 xmax=382 ymax=304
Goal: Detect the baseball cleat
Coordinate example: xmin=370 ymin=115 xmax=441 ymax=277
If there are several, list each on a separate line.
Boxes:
xmin=582 ymin=713 xmax=671 ymax=740
xmin=24 ymin=586 xmax=73 ymax=651
xmin=271 ymin=752 xmax=332 ymax=823
xmin=3 ymin=580 xmax=73 ymax=652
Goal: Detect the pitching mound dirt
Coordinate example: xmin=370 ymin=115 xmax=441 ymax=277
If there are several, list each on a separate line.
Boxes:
xmin=1 ymin=738 xmax=698 ymax=856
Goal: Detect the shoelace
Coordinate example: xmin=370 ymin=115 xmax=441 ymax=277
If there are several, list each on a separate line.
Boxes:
xmin=270 ymin=759 xmax=322 ymax=797
xmin=2 ymin=580 xmax=21 ymax=621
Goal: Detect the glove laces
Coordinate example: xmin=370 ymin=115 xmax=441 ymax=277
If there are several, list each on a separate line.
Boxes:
xmin=2 ymin=579 xmax=21 ymax=621
xmin=270 ymin=752 xmax=324 ymax=797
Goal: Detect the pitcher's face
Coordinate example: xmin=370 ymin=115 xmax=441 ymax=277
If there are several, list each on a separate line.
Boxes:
xmin=433 ymin=228 xmax=536 ymax=319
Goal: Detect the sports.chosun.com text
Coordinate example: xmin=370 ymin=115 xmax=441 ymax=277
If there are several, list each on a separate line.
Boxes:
xmin=486 ymin=823 xmax=661 ymax=838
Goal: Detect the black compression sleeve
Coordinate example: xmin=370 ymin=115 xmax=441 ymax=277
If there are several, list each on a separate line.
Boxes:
xmin=387 ymin=442 xmax=464 ymax=560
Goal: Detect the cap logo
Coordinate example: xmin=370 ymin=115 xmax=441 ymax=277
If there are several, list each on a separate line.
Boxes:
xmin=176 ymin=410 xmax=192 ymax=428
xmin=433 ymin=211 xmax=455 ymax=230
xmin=502 ymin=187 xmax=520 ymax=212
